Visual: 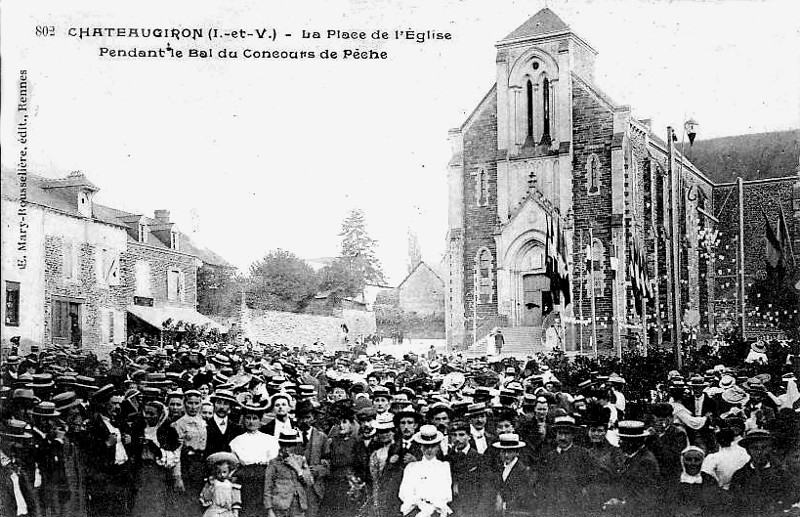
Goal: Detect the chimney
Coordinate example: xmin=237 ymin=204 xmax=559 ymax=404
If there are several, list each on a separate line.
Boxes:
xmin=154 ymin=209 xmax=170 ymax=223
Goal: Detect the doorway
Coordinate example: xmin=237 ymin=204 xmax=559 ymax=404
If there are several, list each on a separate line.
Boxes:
xmin=522 ymin=274 xmax=549 ymax=326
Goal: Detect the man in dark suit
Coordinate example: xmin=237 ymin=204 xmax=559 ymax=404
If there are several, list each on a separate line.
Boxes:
xmin=466 ymin=403 xmax=495 ymax=455
xmin=394 ymin=408 xmax=423 ymax=461
xmin=295 ymin=401 xmax=329 ymax=517
xmin=0 ymin=420 xmax=38 ymax=517
xmin=261 ymin=393 xmax=294 ymax=438
xmin=489 ymin=433 xmax=534 ymax=516
xmin=537 ymin=415 xmax=595 ymax=516
xmin=446 ymin=420 xmax=488 ymax=517
xmin=85 ymin=386 xmax=135 ymax=517
xmin=646 ymin=402 xmax=688 ymax=485
xmin=205 ymin=389 xmax=243 ymax=455
xmin=351 ymin=407 xmax=377 ymax=483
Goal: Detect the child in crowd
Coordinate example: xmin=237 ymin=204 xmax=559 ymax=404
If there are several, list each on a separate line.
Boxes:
xmin=200 ymin=452 xmax=242 ymax=517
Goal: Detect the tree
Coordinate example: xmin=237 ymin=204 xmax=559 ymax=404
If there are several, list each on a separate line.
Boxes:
xmin=197 ymin=265 xmax=241 ymax=317
xmin=316 ymin=257 xmax=362 ymax=307
xmin=338 ymin=209 xmax=386 ymax=291
xmin=246 ymin=249 xmax=319 ymax=312
xmin=407 ymin=229 xmax=423 ymax=274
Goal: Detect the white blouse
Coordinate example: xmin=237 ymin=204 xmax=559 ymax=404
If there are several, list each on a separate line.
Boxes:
xmin=229 ymin=431 xmax=279 ymax=466
xmin=398 ymin=457 xmax=452 ymax=516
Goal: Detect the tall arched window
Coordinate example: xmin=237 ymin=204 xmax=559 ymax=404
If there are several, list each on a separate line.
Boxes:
xmin=587 ymin=154 xmax=601 ymax=195
xmin=476 ymin=248 xmax=494 ymax=304
xmin=526 ymin=79 xmax=534 ymax=141
xmin=541 ymin=77 xmax=551 ymax=144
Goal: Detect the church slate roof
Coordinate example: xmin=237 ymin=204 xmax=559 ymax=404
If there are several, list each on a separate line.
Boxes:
xmin=501 ymin=8 xmax=570 ymax=41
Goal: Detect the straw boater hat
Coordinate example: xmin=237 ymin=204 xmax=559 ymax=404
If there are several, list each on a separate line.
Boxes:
xmin=31 ymin=401 xmax=61 ymax=418
xmin=278 ymin=429 xmax=303 ymax=445
xmin=617 ymin=420 xmax=650 ymax=439
xmin=240 ymin=401 xmax=269 ymax=414
xmin=718 ymin=375 xmax=736 ymax=389
xmin=750 ymin=341 xmax=767 ymax=354
xmin=608 ymin=373 xmax=626 ymax=385
xmin=374 ymin=413 xmax=395 ymax=432
xmin=687 ymin=376 xmax=708 ymax=388
xmin=51 ymin=391 xmax=83 ymax=412
xmin=552 ymin=415 xmax=582 ymax=432
xmin=210 ymin=389 xmax=239 ymax=405
xmin=739 ymin=429 xmax=774 ymax=449
xmin=371 ymin=386 xmax=392 ymax=401
xmin=0 ymin=419 xmax=33 ymax=441
xmin=492 ymin=433 xmax=527 ymax=450
xmin=413 ymin=424 xmax=444 ymax=446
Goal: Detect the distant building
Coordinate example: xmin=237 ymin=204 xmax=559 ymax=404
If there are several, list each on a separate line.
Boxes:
xmin=397 ymin=262 xmax=445 ymax=316
xmin=1 ymin=170 xmax=228 ymax=356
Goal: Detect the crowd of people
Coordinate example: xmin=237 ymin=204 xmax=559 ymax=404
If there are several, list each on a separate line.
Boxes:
xmin=1 ymin=335 xmax=799 ymax=517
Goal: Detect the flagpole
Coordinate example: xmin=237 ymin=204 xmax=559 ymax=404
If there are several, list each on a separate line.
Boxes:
xmin=589 ymin=225 xmax=598 ymax=358
xmin=579 ymin=228 xmax=585 ymax=355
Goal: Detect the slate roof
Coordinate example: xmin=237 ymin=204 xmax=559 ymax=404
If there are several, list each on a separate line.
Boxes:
xmin=682 ymin=129 xmax=800 ymax=183
xmin=502 ymin=8 xmax=570 ymax=41
xmin=1 ymin=169 xmax=234 ymax=268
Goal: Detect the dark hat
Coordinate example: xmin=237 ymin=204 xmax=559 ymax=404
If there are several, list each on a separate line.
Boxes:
xmin=739 ymin=429 xmax=774 ymax=448
xmin=583 ymin=404 xmax=611 ymax=427
xmin=427 ymin=402 xmax=452 ymax=417
xmin=687 ymin=376 xmax=707 ymax=388
xmin=394 ymin=408 xmax=423 ymax=426
xmin=448 ymin=419 xmax=470 ymax=433
xmin=278 ymin=429 xmax=303 ymax=445
xmin=521 ymin=394 xmax=538 ymax=408
xmin=492 ymin=433 xmax=526 ymax=449
xmin=294 ymin=400 xmax=319 ymax=417
xmin=91 ymin=384 xmax=121 ymax=404
xmin=472 ymin=387 xmax=493 ymax=401
xmin=618 ymin=420 xmax=650 ymax=439
xmin=11 ymin=388 xmax=40 ymax=404
xmin=356 ymin=406 xmax=377 ymax=422
xmin=451 ymin=400 xmax=471 ymax=418
xmin=493 ymin=407 xmax=517 ymax=424
xmin=141 ymin=387 xmax=163 ymax=401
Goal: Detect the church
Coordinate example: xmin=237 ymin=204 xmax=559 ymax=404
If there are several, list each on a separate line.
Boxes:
xmin=444 ymin=8 xmax=800 ymax=356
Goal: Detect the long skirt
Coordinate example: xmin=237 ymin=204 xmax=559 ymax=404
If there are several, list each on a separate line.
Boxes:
xmin=237 ymin=463 xmax=267 ymax=517
xmin=131 ymin=462 xmax=172 ymax=517
xmin=181 ymin=451 xmax=207 ymax=513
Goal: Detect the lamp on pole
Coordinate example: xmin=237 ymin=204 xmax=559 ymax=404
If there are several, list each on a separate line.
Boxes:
xmin=667 ymin=118 xmax=699 ymax=370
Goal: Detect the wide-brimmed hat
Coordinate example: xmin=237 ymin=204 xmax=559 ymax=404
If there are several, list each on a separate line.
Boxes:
xmin=718 ymin=375 xmax=736 ymax=389
xmin=608 ymin=373 xmax=626 ymax=385
xmin=278 ymin=429 xmax=303 ymax=445
xmin=11 ymin=388 xmax=40 ymax=405
xmin=371 ymin=386 xmax=392 ymax=400
xmin=210 ymin=389 xmax=239 ymax=405
xmin=297 ymin=384 xmax=316 ymax=398
xmin=744 ymin=378 xmax=766 ymax=393
xmin=240 ymin=401 xmax=269 ymax=414
xmin=31 ymin=401 xmax=61 ymax=418
xmin=739 ymin=429 xmax=774 ymax=448
xmin=721 ymin=386 xmax=750 ymax=406
xmin=269 ymin=392 xmax=293 ymax=409
xmin=91 ymin=384 xmax=122 ymax=404
xmin=753 ymin=373 xmax=771 ymax=384
xmin=750 ymin=341 xmax=767 ymax=354
xmin=782 ymin=373 xmax=798 ymax=383
xmin=617 ymin=420 xmax=650 ymax=439
xmin=413 ymin=424 xmax=444 ymax=445
xmin=552 ymin=415 xmax=581 ymax=432
xmin=492 ymin=433 xmax=526 ymax=449
xmin=687 ymin=376 xmax=707 ymax=388
xmin=207 ymin=451 xmax=239 ymax=467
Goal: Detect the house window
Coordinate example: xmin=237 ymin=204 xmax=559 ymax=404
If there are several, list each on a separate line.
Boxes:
xmin=63 ymin=241 xmax=79 ymax=280
xmin=52 ymin=297 xmax=82 ymax=346
xmin=5 ymin=281 xmax=20 ymax=326
xmin=138 ymin=224 xmax=147 ymax=243
xmin=108 ymin=310 xmax=114 ymax=342
xmin=587 ymin=154 xmax=601 ymax=195
xmin=97 ymin=248 xmax=120 ymax=286
xmin=135 ymin=262 xmax=152 ymax=296
xmin=170 ymin=230 xmax=179 ymax=250
xmin=476 ymin=248 xmax=494 ymax=304
xmin=167 ymin=269 xmax=184 ymax=302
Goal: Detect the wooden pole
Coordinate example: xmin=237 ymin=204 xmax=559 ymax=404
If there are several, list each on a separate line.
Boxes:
xmin=579 ymin=228 xmax=585 ymax=354
xmin=589 ymin=225 xmax=598 ymax=358
xmin=737 ymin=177 xmax=746 ymax=336
xmin=667 ymin=126 xmax=683 ymax=369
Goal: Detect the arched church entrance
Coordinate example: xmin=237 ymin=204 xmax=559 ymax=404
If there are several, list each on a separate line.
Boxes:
xmin=522 ymin=273 xmax=549 ymax=326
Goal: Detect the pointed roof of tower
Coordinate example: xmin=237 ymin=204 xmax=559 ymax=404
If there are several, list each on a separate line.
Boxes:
xmin=502 ymin=7 xmax=570 ymax=42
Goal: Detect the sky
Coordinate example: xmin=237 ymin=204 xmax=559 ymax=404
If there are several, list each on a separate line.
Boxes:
xmin=2 ymin=0 xmax=798 ymax=285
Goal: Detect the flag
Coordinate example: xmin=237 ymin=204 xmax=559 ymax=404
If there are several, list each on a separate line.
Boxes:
xmin=778 ymin=206 xmax=795 ymax=268
xmin=764 ymin=211 xmax=783 ymax=268
xmin=559 ymin=221 xmax=571 ymax=306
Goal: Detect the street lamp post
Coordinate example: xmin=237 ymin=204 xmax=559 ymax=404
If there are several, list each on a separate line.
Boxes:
xmin=667 ymin=118 xmax=698 ymax=370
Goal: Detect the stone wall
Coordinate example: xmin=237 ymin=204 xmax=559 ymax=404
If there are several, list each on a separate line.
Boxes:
xmin=712 ymin=176 xmax=800 ymax=334
xmin=571 ymin=81 xmax=615 ymax=351
xmin=239 ymin=307 xmax=376 ymax=348
xmin=461 ymin=92 xmax=500 ymax=348
xmin=123 ymin=242 xmax=198 ymax=309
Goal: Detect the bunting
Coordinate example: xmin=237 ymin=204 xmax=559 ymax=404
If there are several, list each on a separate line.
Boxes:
xmin=628 ymin=234 xmax=652 ymax=315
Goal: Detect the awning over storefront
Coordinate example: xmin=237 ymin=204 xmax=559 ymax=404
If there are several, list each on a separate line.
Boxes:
xmin=127 ymin=305 xmax=228 ymax=333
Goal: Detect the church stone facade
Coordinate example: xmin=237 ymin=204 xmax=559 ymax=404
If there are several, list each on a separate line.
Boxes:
xmin=445 ymin=8 xmax=720 ymax=354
